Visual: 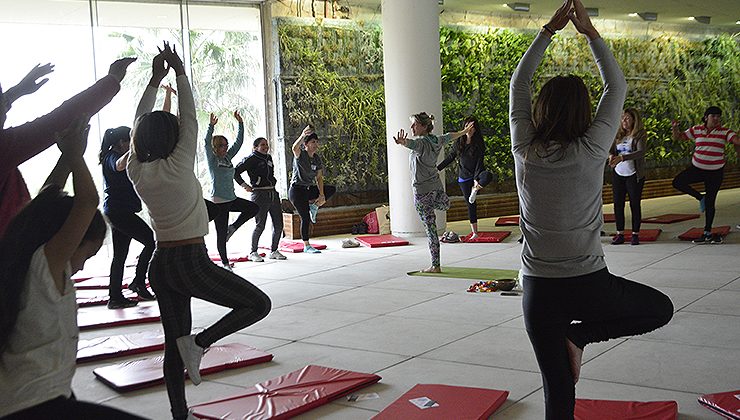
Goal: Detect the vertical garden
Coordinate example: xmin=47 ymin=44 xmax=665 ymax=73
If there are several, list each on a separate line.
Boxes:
xmin=277 ymin=17 xmax=740 ymax=200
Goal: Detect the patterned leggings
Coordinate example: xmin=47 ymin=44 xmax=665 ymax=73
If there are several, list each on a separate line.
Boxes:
xmin=414 ymin=189 xmax=450 ymax=267
xmin=148 ymin=243 xmax=271 ymax=419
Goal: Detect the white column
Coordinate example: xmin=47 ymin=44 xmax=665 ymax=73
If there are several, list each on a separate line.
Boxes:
xmin=382 ymin=0 xmax=446 ymax=237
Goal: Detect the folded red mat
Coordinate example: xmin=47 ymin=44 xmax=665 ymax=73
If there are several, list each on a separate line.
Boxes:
xmin=372 ymin=384 xmax=509 ymax=420
xmin=77 ymin=330 xmax=165 ymax=363
xmin=266 ymin=240 xmax=327 ymax=253
xmin=355 ymin=234 xmax=409 ymax=248
xmin=495 ymin=216 xmax=520 ymax=226
xmin=191 ymin=365 xmax=381 ymax=419
xmin=678 ymin=226 xmax=731 ymax=241
xmin=641 ymin=213 xmax=700 ymax=224
xmin=603 ymin=213 xmax=616 ymax=223
xmin=698 ymin=390 xmax=740 ymax=419
xmin=462 ymin=231 xmax=511 ymax=243
xmin=94 ymin=343 xmax=273 ymax=391
xmin=77 ymin=303 xmax=160 ymax=330
xmin=575 ymin=398 xmax=677 ymax=420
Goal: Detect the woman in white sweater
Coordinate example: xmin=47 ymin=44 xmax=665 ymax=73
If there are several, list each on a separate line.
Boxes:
xmin=127 ymin=43 xmax=271 ymax=420
xmin=509 ymin=1 xmax=673 ymax=418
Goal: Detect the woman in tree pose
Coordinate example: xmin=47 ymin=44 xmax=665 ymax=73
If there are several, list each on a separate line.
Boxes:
xmin=127 ymin=43 xmax=270 ymax=420
xmin=510 ymin=1 xmax=673 ymax=418
xmin=394 ymin=112 xmax=472 ymax=272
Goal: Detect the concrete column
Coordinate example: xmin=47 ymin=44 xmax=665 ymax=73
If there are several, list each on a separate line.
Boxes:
xmin=382 ymin=0 xmax=446 ymax=237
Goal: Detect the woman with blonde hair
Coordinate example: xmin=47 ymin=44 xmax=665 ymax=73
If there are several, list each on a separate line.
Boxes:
xmin=608 ymin=108 xmax=647 ymax=245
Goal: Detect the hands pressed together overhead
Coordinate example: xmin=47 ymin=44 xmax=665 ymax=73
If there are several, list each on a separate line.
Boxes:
xmin=149 ymin=41 xmax=185 ymax=87
xmin=545 ymin=0 xmax=600 ymax=40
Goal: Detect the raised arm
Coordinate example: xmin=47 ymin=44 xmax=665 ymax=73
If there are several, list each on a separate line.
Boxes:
xmin=135 ymin=51 xmax=169 ymax=120
xmin=1 ymin=58 xmax=133 ymax=170
xmin=571 ymin=0 xmax=627 ymax=154
xmin=671 ymin=120 xmax=691 ymax=141
xmin=437 ymin=148 xmax=457 ymax=171
xmin=292 ymin=125 xmax=313 ymax=157
xmin=204 ymin=113 xmax=217 ymax=163
xmin=2 ymin=63 xmax=54 ymax=110
xmin=227 ymin=110 xmax=245 ymax=159
xmin=446 ymin=122 xmax=474 ymax=143
xmin=44 ymin=116 xmax=99 ymax=290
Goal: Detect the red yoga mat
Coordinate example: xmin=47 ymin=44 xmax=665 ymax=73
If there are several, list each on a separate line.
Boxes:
xmin=603 ymin=213 xmax=616 ymax=223
xmin=495 ymin=216 xmax=520 ymax=226
xmin=462 ymin=231 xmax=511 ymax=243
xmin=698 ymin=390 xmax=740 ymax=419
xmin=93 ymin=343 xmax=273 ymax=392
xmin=190 ymin=365 xmax=381 ymax=419
xmin=77 ymin=303 xmax=160 ymax=330
xmin=615 ymin=229 xmax=662 ymax=242
xmin=272 ymin=240 xmax=327 ymax=253
xmin=641 ymin=213 xmax=700 ymax=224
xmin=77 ymin=330 xmax=165 ymax=363
xmin=372 ymin=384 xmax=509 ymax=420
xmin=575 ymin=399 xmax=677 ymax=420
xmin=75 ymin=276 xmax=148 ymax=290
xmin=355 ymin=234 xmax=410 ymax=248
xmin=76 ymin=289 xmax=139 ymax=307
xmin=678 ymin=226 xmax=731 ymax=241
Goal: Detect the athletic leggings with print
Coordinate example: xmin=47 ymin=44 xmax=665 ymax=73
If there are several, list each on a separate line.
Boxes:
xmin=414 ymin=189 xmax=450 ymax=267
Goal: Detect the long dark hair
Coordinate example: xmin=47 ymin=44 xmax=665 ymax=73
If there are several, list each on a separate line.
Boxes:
xmin=132 ymin=111 xmax=180 ymax=162
xmin=0 ymin=185 xmax=106 ymax=353
xmin=456 ymin=116 xmax=484 ymax=155
xmin=99 ymin=126 xmax=131 ymax=164
xmin=530 ymin=75 xmax=592 ymax=160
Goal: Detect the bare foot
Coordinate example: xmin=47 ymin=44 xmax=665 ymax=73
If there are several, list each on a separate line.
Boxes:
xmin=566 ymin=338 xmax=583 ymax=384
xmin=421 ymin=266 xmax=441 ymax=273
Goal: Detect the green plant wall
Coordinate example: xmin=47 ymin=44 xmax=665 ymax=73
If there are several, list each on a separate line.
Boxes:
xmin=277 ymin=18 xmax=740 ymax=193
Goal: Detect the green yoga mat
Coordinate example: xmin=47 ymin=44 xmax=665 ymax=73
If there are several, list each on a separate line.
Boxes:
xmin=407 ymin=267 xmax=519 ymax=281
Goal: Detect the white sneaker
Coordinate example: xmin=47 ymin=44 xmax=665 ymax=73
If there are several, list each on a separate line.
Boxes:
xmin=469 ymin=233 xmax=479 ymax=241
xmin=249 ymin=252 xmax=264 ymax=262
xmin=176 ymin=334 xmax=204 ymax=385
xmin=468 ymin=188 xmax=478 ymax=204
xmin=269 ymin=250 xmax=287 ymax=260
xmin=221 ymin=263 xmax=233 ymax=271
xmin=309 ymin=203 xmax=319 ymax=223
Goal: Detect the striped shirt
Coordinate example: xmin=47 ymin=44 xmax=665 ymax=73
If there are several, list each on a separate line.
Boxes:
xmin=686 ymin=125 xmax=737 ymax=170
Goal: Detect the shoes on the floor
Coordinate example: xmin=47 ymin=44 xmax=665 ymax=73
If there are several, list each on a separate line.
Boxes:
xmin=611 ymin=234 xmax=625 ymax=245
xmin=699 ymin=196 xmax=706 ymax=213
xmin=128 ymin=283 xmax=156 ymax=301
xmin=225 ymin=225 xmax=236 ymax=242
xmin=304 ymin=245 xmax=321 ymax=254
xmin=630 ymin=234 xmax=640 ymax=246
xmin=107 ymin=297 xmax=138 ymax=309
xmin=249 ymin=251 xmax=264 ymax=262
xmin=341 ymin=238 xmax=360 ymax=248
xmin=309 ymin=203 xmax=319 ymax=224
xmin=469 ymin=232 xmax=479 ymax=241
xmin=222 ymin=263 xmax=234 ymax=271
xmin=693 ymin=233 xmax=711 ymax=244
xmin=176 ymin=334 xmax=204 ymax=385
xmin=468 ymin=189 xmax=478 ymax=204
xmin=710 ymin=234 xmax=723 ymax=244
xmin=269 ymin=250 xmax=287 ymax=260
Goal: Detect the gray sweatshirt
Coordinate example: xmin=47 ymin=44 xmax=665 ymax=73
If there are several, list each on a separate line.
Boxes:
xmin=509 ymin=33 xmax=627 ymax=278
xmin=405 ymin=133 xmax=452 ymax=195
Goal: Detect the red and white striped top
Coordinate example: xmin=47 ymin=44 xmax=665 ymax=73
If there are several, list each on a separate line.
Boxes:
xmin=686 ymin=125 xmax=737 ymax=170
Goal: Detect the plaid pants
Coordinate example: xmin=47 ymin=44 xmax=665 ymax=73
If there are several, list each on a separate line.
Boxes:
xmin=148 ymin=243 xmax=271 ymax=418
xmin=414 ymin=189 xmax=450 ymax=266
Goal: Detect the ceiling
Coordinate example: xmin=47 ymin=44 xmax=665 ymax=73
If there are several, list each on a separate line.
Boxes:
xmin=350 ymin=0 xmax=740 ymax=29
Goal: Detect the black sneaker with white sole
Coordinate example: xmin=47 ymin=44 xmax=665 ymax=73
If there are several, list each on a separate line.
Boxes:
xmin=692 ymin=233 xmax=712 ymax=244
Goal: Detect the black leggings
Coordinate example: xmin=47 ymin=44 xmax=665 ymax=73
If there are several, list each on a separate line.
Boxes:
xmin=522 ymin=268 xmax=673 ymax=419
xmin=251 ymin=189 xmax=284 ymax=253
xmin=672 ymin=165 xmax=724 ymax=231
xmin=104 ymin=209 xmax=155 ymax=299
xmin=458 ymin=170 xmax=492 ymax=224
xmin=205 ymin=198 xmax=259 ymax=265
xmin=288 ymin=184 xmax=336 ymax=241
xmin=149 ymin=243 xmax=271 ymax=419
xmin=3 ymin=395 xmax=146 ymax=419
xmin=611 ymin=173 xmax=644 ymax=232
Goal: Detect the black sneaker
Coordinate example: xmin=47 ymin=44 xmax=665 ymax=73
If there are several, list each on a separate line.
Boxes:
xmin=129 ymin=283 xmax=156 ymax=300
xmin=693 ymin=233 xmax=711 ymax=244
xmin=710 ymin=234 xmax=723 ymax=244
xmin=611 ymin=234 xmax=625 ymax=245
xmin=107 ymin=297 xmax=138 ymax=309
xmin=630 ymin=234 xmax=640 ymax=246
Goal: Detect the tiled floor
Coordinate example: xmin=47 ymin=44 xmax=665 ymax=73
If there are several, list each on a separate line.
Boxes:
xmin=75 ymin=188 xmax=740 ymax=419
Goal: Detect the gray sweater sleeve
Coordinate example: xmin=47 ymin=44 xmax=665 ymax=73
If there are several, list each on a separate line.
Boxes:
xmin=509 ymin=33 xmax=550 ymax=154
xmin=582 ymin=38 xmax=627 ymax=157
